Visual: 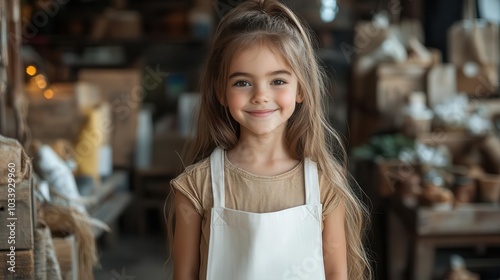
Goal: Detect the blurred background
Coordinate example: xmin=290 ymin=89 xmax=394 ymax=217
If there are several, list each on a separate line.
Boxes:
xmin=0 ymin=0 xmax=499 ymax=279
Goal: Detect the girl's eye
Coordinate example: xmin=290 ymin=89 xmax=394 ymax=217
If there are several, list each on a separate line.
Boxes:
xmin=272 ymin=79 xmax=287 ymax=86
xmin=233 ymin=80 xmax=251 ymax=87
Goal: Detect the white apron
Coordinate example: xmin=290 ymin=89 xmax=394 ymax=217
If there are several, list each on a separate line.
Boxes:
xmin=206 ymin=148 xmax=326 ymax=280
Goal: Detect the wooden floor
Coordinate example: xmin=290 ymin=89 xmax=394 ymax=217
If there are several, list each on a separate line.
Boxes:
xmin=93 ymin=233 xmax=171 ymax=280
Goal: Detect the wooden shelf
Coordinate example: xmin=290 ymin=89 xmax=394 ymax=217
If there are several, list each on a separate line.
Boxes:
xmin=391 ymin=198 xmax=500 ymax=236
xmin=80 ymin=171 xmax=132 ymax=238
xmin=91 ymin=192 xmax=132 ymax=238
xmin=86 ymin=172 xmax=128 ymax=212
xmin=25 ymin=34 xmax=206 ymax=47
xmin=128 ymin=1 xmax=193 ymax=12
xmin=387 ymin=197 xmax=500 ymax=280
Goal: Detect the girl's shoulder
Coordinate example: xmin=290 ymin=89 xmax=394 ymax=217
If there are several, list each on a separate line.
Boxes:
xmin=179 ymin=156 xmax=211 ymax=177
xmin=171 ymin=156 xmax=211 ymax=187
xmin=170 ymin=157 xmax=213 ymax=215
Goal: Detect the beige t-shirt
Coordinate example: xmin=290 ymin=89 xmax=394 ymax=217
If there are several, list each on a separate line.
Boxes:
xmin=170 ymin=153 xmax=340 ymax=279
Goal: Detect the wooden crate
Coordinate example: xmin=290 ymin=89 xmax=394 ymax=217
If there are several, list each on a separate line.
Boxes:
xmin=0 ymin=135 xmax=31 ymax=186
xmin=0 ymin=249 xmax=34 ymax=279
xmin=0 ymin=135 xmax=34 ymax=251
xmin=0 ymin=179 xmax=34 ymax=251
xmin=53 ymin=234 xmax=78 ymax=280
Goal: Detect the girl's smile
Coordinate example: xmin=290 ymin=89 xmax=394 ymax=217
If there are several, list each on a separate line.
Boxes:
xmin=245 ymin=109 xmax=278 ymax=118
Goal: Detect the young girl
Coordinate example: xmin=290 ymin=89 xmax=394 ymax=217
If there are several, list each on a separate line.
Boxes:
xmin=169 ymin=0 xmax=371 ymax=279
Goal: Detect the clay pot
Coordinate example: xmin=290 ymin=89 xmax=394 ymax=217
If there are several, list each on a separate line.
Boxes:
xmin=453 ymin=175 xmax=477 ymax=204
xmin=477 ymin=174 xmax=500 ymax=203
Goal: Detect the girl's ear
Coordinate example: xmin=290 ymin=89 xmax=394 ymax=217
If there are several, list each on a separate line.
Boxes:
xmin=218 ymin=92 xmax=226 ymax=106
xmin=296 ymin=90 xmax=304 ymax=103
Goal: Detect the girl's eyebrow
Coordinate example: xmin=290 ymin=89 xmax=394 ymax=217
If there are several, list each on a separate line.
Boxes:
xmin=228 ymin=70 xmax=292 ymax=79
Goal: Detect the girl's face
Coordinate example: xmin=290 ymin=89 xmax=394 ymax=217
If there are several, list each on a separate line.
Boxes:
xmin=225 ymin=45 xmax=302 ymax=139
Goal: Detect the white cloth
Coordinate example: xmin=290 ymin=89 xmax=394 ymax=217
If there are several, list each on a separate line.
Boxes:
xmin=206 ymin=148 xmax=326 ymax=280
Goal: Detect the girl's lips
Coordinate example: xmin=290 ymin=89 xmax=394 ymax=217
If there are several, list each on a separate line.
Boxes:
xmin=246 ymin=109 xmax=277 ymax=117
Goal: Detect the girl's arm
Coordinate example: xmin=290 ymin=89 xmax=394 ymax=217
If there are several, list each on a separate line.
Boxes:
xmin=322 ymin=202 xmax=348 ymax=280
xmin=173 ymin=192 xmax=202 ymax=280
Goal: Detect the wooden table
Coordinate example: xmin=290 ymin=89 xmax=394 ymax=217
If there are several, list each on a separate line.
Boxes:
xmin=387 ymin=198 xmax=500 ymax=280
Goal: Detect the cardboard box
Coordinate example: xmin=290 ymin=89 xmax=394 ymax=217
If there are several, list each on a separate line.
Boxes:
xmin=376 ymin=63 xmax=428 ymax=116
xmin=25 ymin=82 xmax=100 ymax=143
xmin=456 ymin=65 xmax=498 ymax=97
xmin=91 ymin=10 xmax=142 ymax=40
xmin=78 ymin=69 xmax=142 ymax=167
xmin=107 ymin=10 xmax=142 ymax=39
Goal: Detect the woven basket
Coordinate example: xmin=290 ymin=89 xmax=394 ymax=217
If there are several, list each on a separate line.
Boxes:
xmin=34 ymin=225 xmax=47 ymax=280
xmin=34 ymin=224 xmax=62 ymax=280
xmin=40 ymin=203 xmax=97 ymax=280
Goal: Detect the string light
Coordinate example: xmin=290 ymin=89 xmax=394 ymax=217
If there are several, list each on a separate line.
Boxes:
xmin=43 ymin=89 xmax=54 ymax=99
xmin=26 ymin=65 xmax=37 ymax=76
xmin=34 ymin=74 xmax=47 ymax=89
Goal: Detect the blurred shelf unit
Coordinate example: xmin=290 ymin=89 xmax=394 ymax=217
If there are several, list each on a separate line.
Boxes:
xmin=21 ymin=0 xmax=208 ymax=71
xmin=25 ymin=34 xmax=205 ymax=47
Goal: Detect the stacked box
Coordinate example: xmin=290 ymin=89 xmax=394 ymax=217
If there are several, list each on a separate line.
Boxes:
xmin=0 ymin=135 xmax=34 ymax=279
xmin=79 ymin=69 xmax=142 ymax=167
xmin=27 ymin=84 xmax=84 ymax=142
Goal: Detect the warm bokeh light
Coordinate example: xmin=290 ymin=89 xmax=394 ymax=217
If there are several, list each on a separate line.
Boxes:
xmin=34 ymin=74 xmax=44 ymax=82
xmin=37 ymin=80 xmax=47 ymax=89
xmin=26 ymin=65 xmax=37 ymax=76
xmin=34 ymin=74 xmax=47 ymax=89
xmin=43 ymin=89 xmax=54 ymax=99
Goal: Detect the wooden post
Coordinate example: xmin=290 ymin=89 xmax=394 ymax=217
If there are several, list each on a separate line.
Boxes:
xmin=7 ymin=0 xmax=23 ymax=101
xmin=0 ymin=0 xmax=8 ymax=135
xmin=5 ymin=0 xmax=30 ymax=147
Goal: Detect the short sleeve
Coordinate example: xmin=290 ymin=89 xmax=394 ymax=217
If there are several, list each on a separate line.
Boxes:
xmin=171 ymin=172 xmax=204 ymax=215
xmin=170 ymin=157 xmax=212 ymax=216
xmin=319 ymin=170 xmax=341 ymax=219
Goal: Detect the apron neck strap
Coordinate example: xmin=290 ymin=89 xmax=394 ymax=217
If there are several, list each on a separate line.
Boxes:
xmin=210 ymin=147 xmax=322 ymax=207
xmin=304 ymin=158 xmax=321 ymax=205
xmin=210 ymin=147 xmax=226 ymax=208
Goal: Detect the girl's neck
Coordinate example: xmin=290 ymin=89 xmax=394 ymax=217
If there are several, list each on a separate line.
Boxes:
xmin=226 ymin=135 xmax=299 ymax=176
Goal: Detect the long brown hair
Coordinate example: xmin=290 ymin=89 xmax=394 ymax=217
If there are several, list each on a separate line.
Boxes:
xmin=167 ymin=1 xmax=372 ymax=279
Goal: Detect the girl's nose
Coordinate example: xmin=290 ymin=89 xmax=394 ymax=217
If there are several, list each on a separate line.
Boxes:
xmin=251 ymin=86 xmax=269 ymax=103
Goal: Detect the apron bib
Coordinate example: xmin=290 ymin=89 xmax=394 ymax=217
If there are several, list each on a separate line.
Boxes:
xmin=206 ymin=148 xmax=326 ymax=280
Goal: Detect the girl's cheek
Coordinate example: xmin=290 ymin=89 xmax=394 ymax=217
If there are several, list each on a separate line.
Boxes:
xmin=278 ymin=88 xmax=298 ymax=101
